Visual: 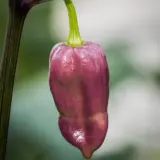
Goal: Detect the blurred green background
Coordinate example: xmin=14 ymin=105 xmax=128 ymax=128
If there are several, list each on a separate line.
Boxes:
xmin=0 ymin=0 xmax=160 ymax=160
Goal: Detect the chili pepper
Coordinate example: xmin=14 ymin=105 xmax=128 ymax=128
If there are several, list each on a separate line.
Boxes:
xmin=49 ymin=0 xmax=109 ymax=159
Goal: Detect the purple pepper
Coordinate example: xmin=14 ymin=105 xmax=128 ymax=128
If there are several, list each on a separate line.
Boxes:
xmin=49 ymin=0 xmax=109 ymax=159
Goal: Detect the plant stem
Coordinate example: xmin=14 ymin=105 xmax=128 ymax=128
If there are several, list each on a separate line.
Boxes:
xmin=64 ymin=0 xmax=84 ymax=47
xmin=0 ymin=9 xmax=26 ymax=159
xmin=0 ymin=0 xmax=51 ymax=159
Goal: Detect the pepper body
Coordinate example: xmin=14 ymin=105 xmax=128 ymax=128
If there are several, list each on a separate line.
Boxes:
xmin=49 ymin=41 xmax=109 ymax=159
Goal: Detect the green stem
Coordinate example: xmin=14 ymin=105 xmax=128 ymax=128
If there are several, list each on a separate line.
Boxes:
xmin=0 ymin=10 xmax=26 ymax=160
xmin=64 ymin=0 xmax=84 ymax=47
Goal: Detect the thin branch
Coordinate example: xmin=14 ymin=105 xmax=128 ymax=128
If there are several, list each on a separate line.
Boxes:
xmin=0 ymin=10 xmax=26 ymax=160
xmin=0 ymin=0 xmax=51 ymax=159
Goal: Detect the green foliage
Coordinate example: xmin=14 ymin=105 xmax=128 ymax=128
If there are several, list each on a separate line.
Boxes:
xmin=106 ymin=41 xmax=137 ymax=89
xmin=94 ymin=146 xmax=135 ymax=160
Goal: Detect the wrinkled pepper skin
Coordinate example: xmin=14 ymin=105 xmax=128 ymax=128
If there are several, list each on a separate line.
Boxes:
xmin=49 ymin=41 xmax=109 ymax=159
